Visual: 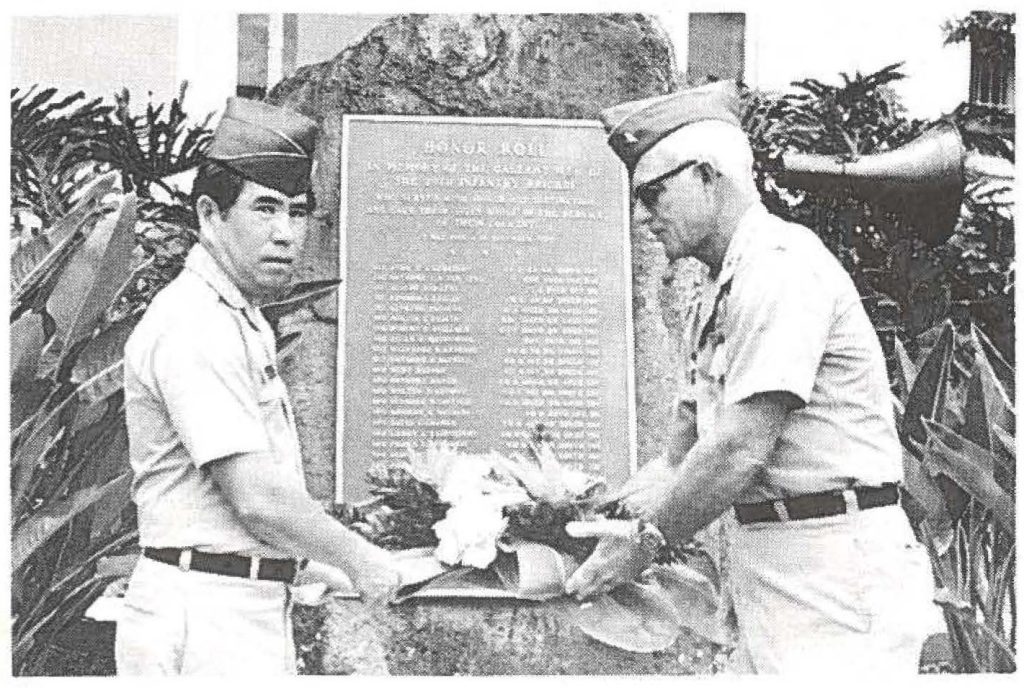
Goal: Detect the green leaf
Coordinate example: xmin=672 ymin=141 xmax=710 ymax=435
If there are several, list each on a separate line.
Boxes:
xmin=902 ymin=445 xmax=950 ymax=525
xmin=10 ymin=172 xmax=119 ymax=317
xmin=903 ymin=320 xmax=954 ymax=445
xmin=971 ymin=326 xmax=1015 ymax=441
xmin=922 ymin=419 xmax=1015 ymax=535
xmin=971 ymin=323 xmax=1013 ymax=403
xmin=494 ymin=540 xmax=576 ymax=601
xmin=11 ymin=423 xmax=67 ymax=518
xmin=566 ymin=581 xmax=681 ymax=652
xmin=276 ymin=331 xmax=302 ymax=363
xmin=962 ymin=366 xmax=992 ymax=450
xmin=10 ymin=313 xmax=49 ymax=426
xmin=892 ymin=336 xmax=918 ymax=398
xmin=260 ymin=279 xmax=341 ymax=323
xmin=12 ymin=471 xmax=131 ymax=571
xmin=991 ymin=425 xmax=1014 ymax=463
xmin=70 ymin=317 xmax=137 ymax=405
xmin=650 ymin=564 xmax=727 ymax=645
xmin=38 ymin=193 xmax=139 ymax=379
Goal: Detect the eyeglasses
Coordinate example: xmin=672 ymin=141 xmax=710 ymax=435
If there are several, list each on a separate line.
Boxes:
xmin=633 ymin=160 xmax=698 ymax=210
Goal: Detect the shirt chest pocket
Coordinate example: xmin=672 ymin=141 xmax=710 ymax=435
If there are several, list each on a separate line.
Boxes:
xmin=255 ymin=375 xmax=297 ymax=466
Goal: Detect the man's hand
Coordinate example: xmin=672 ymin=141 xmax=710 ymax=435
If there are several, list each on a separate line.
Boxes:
xmin=348 ymin=544 xmax=402 ymax=606
xmin=563 ymin=523 xmax=655 ymax=600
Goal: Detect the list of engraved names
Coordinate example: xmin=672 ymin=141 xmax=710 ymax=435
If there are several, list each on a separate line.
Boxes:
xmin=340 ymin=117 xmax=631 ymax=501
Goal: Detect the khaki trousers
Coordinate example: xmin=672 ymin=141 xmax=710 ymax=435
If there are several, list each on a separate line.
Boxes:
xmin=115 ymin=555 xmax=296 ymax=675
xmin=724 ymin=504 xmax=935 ymax=674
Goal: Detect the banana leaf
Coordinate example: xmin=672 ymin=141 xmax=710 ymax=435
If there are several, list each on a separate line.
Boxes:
xmin=261 ymin=279 xmax=341 ymax=323
xmin=902 ymin=444 xmax=952 ymax=542
xmin=37 ymin=193 xmax=138 ymax=379
xmin=10 ymin=313 xmax=49 ymax=426
xmin=922 ymin=419 xmax=1015 ymax=535
xmin=902 ymin=320 xmax=954 ymax=446
xmin=12 ymin=471 xmax=131 ymax=571
xmin=69 ymin=316 xmax=137 ymax=406
xmin=649 ymin=563 xmax=728 ymax=645
xmin=10 ymin=172 xmax=119 ymax=319
xmin=564 ymin=581 xmax=681 ymax=653
xmin=276 ymin=331 xmax=303 ymax=363
xmin=971 ymin=323 xmax=1013 ymax=404
xmin=971 ymin=327 xmax=1015 ymax=439
xmin=892 ymin=335 xmax=918 ymax=396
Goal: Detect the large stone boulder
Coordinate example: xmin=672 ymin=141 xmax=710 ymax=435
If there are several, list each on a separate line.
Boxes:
xmin=268 ymin=13 xmax=686 ymax=500
xmin=266 ymin=13 xmax=715 ymax=675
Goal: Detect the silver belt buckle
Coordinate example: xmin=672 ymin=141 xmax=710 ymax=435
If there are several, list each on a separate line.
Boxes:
xmin=249 ymin=555 xmax=262 ymax=580
xmin=842 ymin=489 xmax=860 ymax=514
xmin=771 ymin=500 xmax=790 ymax=522
xmin=178 ymin=548 xmax=193 ymax=572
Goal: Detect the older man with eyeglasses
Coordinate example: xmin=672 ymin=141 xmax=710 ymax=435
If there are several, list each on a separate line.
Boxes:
xmin=564 ymin=81 xmax=934 ymax=674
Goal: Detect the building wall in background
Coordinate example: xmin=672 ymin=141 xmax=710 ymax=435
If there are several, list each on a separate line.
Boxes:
xmin=10 ymin=11 xmax=973 ymax=130
xmin=11 ymin=14 xmax=237 ymax=124
xmin=11 ymin=16 xmax=180 ymax=102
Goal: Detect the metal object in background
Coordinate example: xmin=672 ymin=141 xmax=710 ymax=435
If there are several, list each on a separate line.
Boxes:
xmin=779 ymin=122 xmax=967 ymax=245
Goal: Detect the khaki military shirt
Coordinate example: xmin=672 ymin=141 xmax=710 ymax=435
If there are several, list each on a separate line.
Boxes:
xmin=680 ymin=204 xmax=902 ymax=502
xmin=124 ymin=244 xmax=305 ymax=557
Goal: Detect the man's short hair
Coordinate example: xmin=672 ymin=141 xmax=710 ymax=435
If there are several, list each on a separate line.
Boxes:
xmin=190 ymin=161 xmax=247 ymax=216
xmin=189 ymin=161 xmax=317 ymax=224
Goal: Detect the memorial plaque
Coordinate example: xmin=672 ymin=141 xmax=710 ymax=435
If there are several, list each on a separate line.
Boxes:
xmin=337 ymin=115 xmax=635 ymax=502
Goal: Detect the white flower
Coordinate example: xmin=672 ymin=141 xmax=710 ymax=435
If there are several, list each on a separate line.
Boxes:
xmin=437 ymin=457 xmax=493 ymax=504
xmin=433 ymin=495 xmax=510 ymax=569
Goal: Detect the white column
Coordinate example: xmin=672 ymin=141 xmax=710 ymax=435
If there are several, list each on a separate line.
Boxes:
xmin=267 ymin=13 xmax=285 ymax=91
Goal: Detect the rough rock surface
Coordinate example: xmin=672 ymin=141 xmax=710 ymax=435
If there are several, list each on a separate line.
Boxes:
xmin=301 ymin=598 xmax=721 ymax=675
xmin=269 ymin=15 xmax=704 ymax=674
xmin=268 ymin=13 xmax=688 ymax=501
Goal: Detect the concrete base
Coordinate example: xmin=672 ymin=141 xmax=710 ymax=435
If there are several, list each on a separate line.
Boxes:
xmin=303 ymin=597 xmax=723 ymax=675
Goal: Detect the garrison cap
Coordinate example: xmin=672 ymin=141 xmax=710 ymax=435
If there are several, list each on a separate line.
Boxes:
xmin=600 ymin=81 xmax=743 ymax=172
xmin=206 ymin=97 xmax=317 ymax=197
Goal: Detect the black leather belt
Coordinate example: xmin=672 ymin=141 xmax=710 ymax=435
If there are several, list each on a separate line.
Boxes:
xmin=733 ymin=483 xmax=899 ymax=525
xmin=143 ymin=547 xmax=301 ymax=583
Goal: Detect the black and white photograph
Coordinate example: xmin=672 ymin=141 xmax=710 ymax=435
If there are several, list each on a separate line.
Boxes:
xmin=6 ymin=0 xmax=1017 ymax=677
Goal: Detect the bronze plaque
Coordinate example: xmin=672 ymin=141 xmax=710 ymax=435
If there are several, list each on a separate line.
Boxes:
xmin=337 ymin=116 xmax=635 ymax=502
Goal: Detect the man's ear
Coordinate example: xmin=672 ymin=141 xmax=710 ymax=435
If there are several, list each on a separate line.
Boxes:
xmin=195 ymin=195 xmax=223 ymax=228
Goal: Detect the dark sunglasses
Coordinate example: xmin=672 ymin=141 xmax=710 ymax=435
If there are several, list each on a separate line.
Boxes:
xmin=633 ymin=160 xmax=698 ymax=210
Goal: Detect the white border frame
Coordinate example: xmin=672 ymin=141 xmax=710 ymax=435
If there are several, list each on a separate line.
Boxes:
xmin=336 ymin=114 xmax=638 ymax=502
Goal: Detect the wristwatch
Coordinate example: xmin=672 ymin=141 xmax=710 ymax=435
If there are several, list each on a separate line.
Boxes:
xmin=637 ymin=519 xmax=667 ymax=558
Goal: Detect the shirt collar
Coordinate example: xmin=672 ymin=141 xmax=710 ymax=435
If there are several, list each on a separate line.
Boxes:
xmin=184 ymin=243 xmax=252 ymax=312
xmin=715 ymin=202 xmax=767 ymax=287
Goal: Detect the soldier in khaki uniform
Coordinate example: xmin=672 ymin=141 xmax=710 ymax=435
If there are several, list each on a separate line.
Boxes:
xmin=565 ymin=82 xmax=934 ymax=673
xmin=117 ymin=98 xmax=400 ymax=675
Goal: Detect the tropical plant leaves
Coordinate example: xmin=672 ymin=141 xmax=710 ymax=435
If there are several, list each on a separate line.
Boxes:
xmin=494 ymin=540 xmax=576 ymax=601
xmin=971 ymin=323 xmax=1014 ymax=414
xmin=276 ymin=331 xmax=303 ymax=363
xmin=10 ymin=173 xmax=121 ymax=322
xmin=566 ymin=581 xmax=681 ymax=653
xmin=922 ymin=419 xmax=1015 ymax=535
xmin=902 ymin=320 xmax=955 ymax=446
xmin=261 ymin=279 xmax=342 ymax=323
xmin=10 ymin=86 xmax=115 ymax=225
xmin=901 ymin=445 xmax=951 ymax=533
xmin=12 ymin=471 xmax=131 ymax=572
xmin=38 ymin=193 xmax=139 ymax=379
xmin=70 ymin=317 xmax=138 ymax=406
xmin=649 ymin=564 xmax=727 ymax=645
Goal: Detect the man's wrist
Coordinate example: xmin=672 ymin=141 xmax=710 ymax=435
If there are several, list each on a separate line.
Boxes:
xmin=637 ymin=519 xmax=667 ymax=558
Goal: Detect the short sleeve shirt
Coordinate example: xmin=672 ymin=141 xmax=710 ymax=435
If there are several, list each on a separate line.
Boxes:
xmin=683 ymin=204 xmax=902 ymax=502
xmin=124 ymin=244 xmax=305 ymax=556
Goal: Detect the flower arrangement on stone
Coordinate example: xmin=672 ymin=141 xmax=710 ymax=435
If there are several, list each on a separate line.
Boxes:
xmin=333 ymin=426 xmax=726 ymax=653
